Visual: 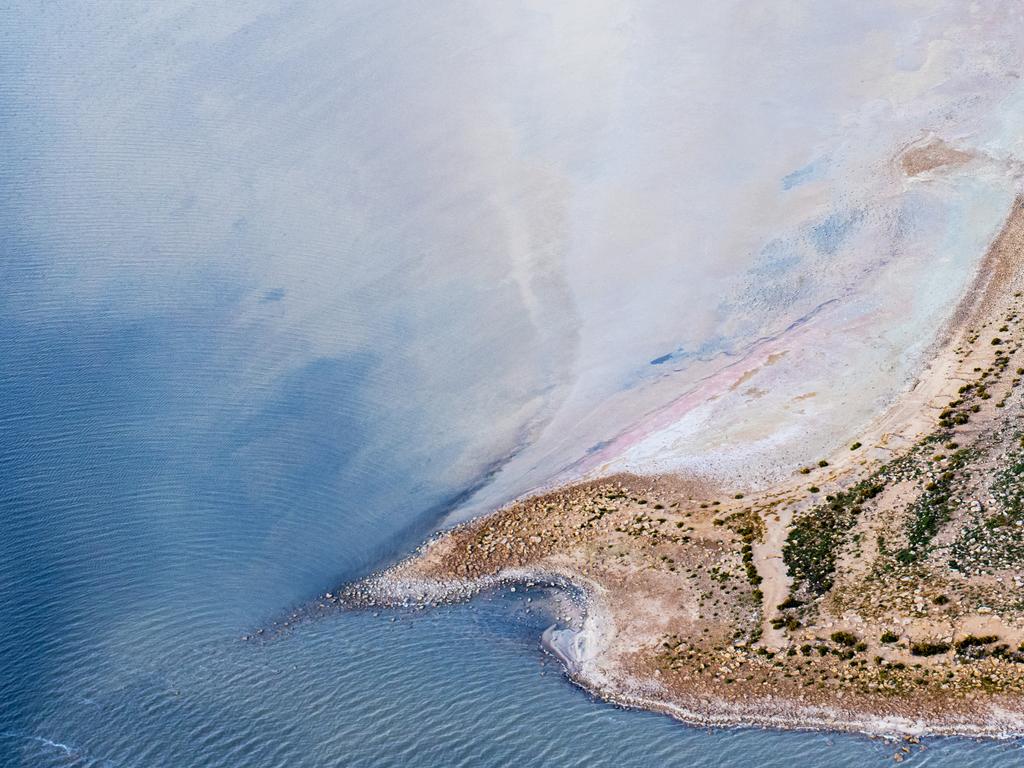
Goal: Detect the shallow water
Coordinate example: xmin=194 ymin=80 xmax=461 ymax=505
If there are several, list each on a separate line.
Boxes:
xmin=4 ymin=2 xmax=1024 ymax=765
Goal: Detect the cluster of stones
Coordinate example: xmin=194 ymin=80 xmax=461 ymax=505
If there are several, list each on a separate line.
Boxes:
xmin=654 ymin=624 xmax=1024 ymax=701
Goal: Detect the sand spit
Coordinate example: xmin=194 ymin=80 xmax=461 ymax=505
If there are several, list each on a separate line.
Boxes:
xmin=337 ymin=197 xmax=1024 ymax=738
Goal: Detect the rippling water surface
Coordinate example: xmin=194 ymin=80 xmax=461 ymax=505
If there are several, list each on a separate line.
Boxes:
xmin=4 ymin=2 xmax=1024 ymax=765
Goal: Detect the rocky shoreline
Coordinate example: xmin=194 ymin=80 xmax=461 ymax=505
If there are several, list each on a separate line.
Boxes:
xmin=337 ymin=556 xmax=1024 ymax=740
xmin=329 ymin=196 xmax=1024 ymax=740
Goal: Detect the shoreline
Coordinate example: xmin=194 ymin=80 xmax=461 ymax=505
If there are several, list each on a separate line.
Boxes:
xmin=336 ymin=195 xmax=1024 ymax=739
xmin=342 ymin=564 xmax=1024 ymax=739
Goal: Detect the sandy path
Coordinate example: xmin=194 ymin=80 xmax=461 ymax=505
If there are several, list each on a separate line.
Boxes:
xmin=755 ymin=505 xmax=793 ymax=649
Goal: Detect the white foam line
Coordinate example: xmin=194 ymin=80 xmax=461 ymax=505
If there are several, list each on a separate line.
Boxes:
xmin=349 ymin=564 xmax=1024 ymax=739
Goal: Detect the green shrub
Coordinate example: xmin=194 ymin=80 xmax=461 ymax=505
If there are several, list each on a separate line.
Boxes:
xmin=954 ymin=635 xmax=998 ymax=651
xmin=830 ymin=631 xmax=858 ymax=647
xmin=784 ymin=478 xmax=885 ymax=595
xmin=910 ymin=641 xmax=950 ymax=657
xmin=898 ymin=448 xmax=973 ymax=563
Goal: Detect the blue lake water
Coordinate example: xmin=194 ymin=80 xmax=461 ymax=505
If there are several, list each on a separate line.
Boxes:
xmin=4 ymin=171 xmax=1024 ymax=768
xmin=4 ymin=2 xmax=1024 ymax=765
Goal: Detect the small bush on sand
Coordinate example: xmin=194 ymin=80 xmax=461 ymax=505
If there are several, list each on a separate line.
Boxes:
xmin=831 ymin=631 xmax=858 ymax=647
xmin=910 ymin=641 xmax=950 ymax=657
